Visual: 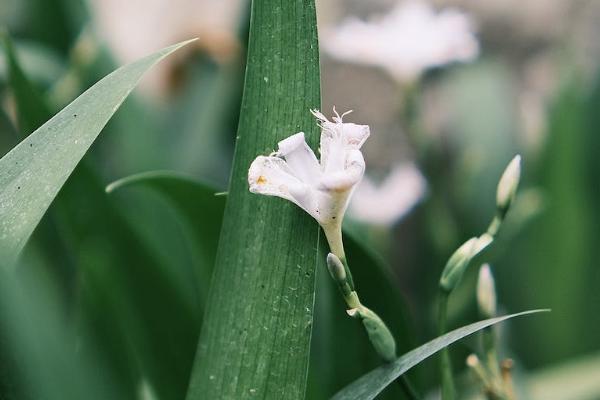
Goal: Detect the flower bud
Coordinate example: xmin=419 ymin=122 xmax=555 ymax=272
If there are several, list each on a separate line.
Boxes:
xmin=477 ymin=264 xmax=497 ymax=318
xmin=326 ymin=253 xmax=347 ymax=282
xmin=440 ymin=234 xmax=493 ymax=292
xmin=496 ymin=155 xmax=521 ymax=215
xmin=347 ymin=306 xmax=397 ymax=362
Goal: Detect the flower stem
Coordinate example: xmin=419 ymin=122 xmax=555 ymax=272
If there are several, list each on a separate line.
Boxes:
xmin=438 ymin=289 xmax=455 ymax=400
xmin=482 ymin=328 xmax=502 ymax=387
xmin=323 ymin=224 xmax=355 ymax=289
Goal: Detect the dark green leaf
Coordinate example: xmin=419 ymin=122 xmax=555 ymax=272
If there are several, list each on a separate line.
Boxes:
xmin=106 ymin=170 xmax=225 ymax=307
xmin=185 ymin=1 xmax=322 ymax=398
xmin=1 ymin=32 xmax=52 ymax=135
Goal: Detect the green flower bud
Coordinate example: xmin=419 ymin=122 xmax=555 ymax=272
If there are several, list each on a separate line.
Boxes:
xmin=326 ymin=252 xmax=347 ymax=282
xmin=477 ymin=264 xmax=497 ymax=318
xmin=496 ymin=155 xmax=521 ymax=215
xmin=440 ymin=234 xmax=493 ymax=292
xmin=347 ymin=306 xmax=397 ymax=362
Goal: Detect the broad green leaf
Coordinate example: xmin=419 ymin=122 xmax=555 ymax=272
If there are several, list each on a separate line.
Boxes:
xmin=332 ymin=310 xmax=549 ymax=400
xmin=0 ymin=265 xmax=120 ymax=400
xmin=106 ymin=170 xmax=225 ymax=307
xmin=0 ymin=39 xmax=194 ymax=268
xmin=185 ymin=1 xmax=322 ymax=399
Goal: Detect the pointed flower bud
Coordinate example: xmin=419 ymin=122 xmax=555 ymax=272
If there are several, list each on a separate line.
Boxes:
xmin=347 ymin=306 xmax=397 ymax=362
xmin=496 ymin=155 xmax=521 ymax=215
xmin=477 ymin=264 xmax=497 ymax=318
xmin=440 ymin=234 xmax=493 ymax=292
xmin=326 ymin=253 xmax=347 ymax=282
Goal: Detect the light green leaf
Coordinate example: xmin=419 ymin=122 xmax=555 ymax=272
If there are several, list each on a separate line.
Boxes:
xmin=185 ymin=1 xmax=322 ymax=399
xmin=332 ymin=310 xmax=549 ymax=400
xmin=0 ymin=39 xmax=194 ymax=268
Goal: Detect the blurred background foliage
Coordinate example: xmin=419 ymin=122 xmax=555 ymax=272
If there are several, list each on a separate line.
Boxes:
xmin=1 ymin=0 xmax=599 ymax=399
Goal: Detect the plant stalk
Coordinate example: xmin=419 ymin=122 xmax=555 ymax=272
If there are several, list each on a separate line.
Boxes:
xmin=438 ymin=289 xmax=455 ymax=400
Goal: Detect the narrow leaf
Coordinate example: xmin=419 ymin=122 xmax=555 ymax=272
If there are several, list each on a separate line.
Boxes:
xmin=0 ymin=39 xmax=194 ymax=268
xmin=332 ymin=310 xmax=549 ymax=400
xmin=185 ymin=1 xmax=322 ymax=399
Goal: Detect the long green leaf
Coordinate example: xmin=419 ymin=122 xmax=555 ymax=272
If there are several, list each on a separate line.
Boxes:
xmin=106 ymin=170 xmax=225 ymax=308
xmin=332 ymin=310 xmax=549 ymax=400
xmin=185 ymin=0 xmax=321 ymax=398
xmin=0 ymin=39 xmax=194 ymax=268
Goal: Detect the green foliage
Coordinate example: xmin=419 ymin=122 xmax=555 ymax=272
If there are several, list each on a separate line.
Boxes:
xmin=332 ymin=310 xmax=548 ymax=400
xmin=106 ymin=171 xmax=225 ymax=308
xmin=308 ymin=233 xmax=414 ymax=399
xmin=185 ymin=1 xmax=322 ymax=398
xmin=0 ymin=40 xmax=194 ymax=268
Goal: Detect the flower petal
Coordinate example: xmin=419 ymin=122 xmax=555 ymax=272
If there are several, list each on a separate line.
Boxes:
xmin=312 ymin=110 xmax=370 ymax=175
xmin=349 ymin=163 xmax=426 ymax=225
xmin=319 ymin=149 xmax=365 ymax=191
xmin=276 ymin=132 xmax=321 ymax=183
xmin=248 ymin=155 xmax=318 ymax=218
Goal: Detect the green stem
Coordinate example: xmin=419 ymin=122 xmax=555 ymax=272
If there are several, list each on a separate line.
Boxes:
xmin=483 ymin=328 xmax=501 ymax=379
xmin=323 ymin=224 xmax=355 ymax=290
xmin=396 ymin=375 xmax=421 ymax=400
xmin=438 ymin=290 xmax=455 ymax=400
xmin=486 ymin=214 xmax=502 ymax=237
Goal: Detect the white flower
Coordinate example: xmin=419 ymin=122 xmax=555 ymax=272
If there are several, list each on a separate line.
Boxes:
xmin=348 ymin=163 xmax=426 ymax=226
xmin=322 ymin=1 xmax=479 ymax=82
xmin=89 ymin=0 xmax=244 ymax=95
xmin=248 ymin=109 xmax=369 ymax=257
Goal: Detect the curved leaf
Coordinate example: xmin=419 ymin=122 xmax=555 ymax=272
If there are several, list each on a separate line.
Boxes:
xmin=0 ymin=39 xmax=195 ymax=268
xmin=332 ymin=310 xmax=549 ymax=400
xmin=106 ymin=170 xmax=225 ymax=305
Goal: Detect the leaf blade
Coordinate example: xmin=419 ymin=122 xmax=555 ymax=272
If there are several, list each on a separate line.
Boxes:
xmin=185 ymin=1 xmax=322 ymax=399
xmin=332 ymin=310 xmax=549 ymax=400
xmin=0 ymin=39 xmax=195 ymax=268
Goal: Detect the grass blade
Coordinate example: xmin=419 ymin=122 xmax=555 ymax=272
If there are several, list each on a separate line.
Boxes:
xmin=332 ymin=310 xmax=549 ymax=400
xmin=0 ymin=39 xmax=194 ymax=268
xmin=185 ymin=0 xmax=321 ymax=398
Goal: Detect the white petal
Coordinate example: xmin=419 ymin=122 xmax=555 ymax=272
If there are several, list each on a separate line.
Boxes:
xmin=319 ymin=150 xmax=365 ymax=191
xmin=341 ymin=122 xmax=370 ymax=148
xmin=248 ymin=155 xmax=318 ymax=218
xmin=312 ymin=110 xmax=369 ymax=175
xmin=349 ymin=163 xmax=427 ymax=225
xmin=276 ymin=132 xmax=321 ymax=183
xmin=321 ymin=1 xmax=479 ymax=82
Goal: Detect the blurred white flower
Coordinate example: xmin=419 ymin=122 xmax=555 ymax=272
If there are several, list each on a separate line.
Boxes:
xmin=248 ymin=109 xmax=369 ymax=256
xmin=348 ymin=163 xmax=426 ymax=226
xmin=322 ymin=1 xmax=479 ymax=82
xmin=89 ymin=0 xmax=244 ymax=95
